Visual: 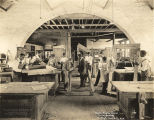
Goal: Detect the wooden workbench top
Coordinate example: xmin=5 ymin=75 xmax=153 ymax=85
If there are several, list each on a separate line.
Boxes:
xmin=0 ymin=72 xmax=13 ymax=75
xmin=114 ymin=69 xmax=141 ymax=74
xmin=111 ymin=81 xmax=154 ymax=93
xmin=14 ymin=66 xmax=61 ymax=76
xmin=0 ymin=82 xmax=55 ymax=95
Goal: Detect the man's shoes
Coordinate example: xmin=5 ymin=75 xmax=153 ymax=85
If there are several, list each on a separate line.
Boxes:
xmin=80 ymin=84 xmax=86 ymax=87
xmin=89 ymin=92 xmax=94 ymax=96
xmin=101 ymin=91 xmax=107 ymax=95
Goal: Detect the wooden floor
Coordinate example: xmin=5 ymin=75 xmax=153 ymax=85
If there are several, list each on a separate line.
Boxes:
xmin=45 ymin=77 xmax=119 ymax=120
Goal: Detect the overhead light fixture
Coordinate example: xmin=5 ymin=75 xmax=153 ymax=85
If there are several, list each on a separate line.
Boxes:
xmin=81 ymin=25 xmax=85 ymax=29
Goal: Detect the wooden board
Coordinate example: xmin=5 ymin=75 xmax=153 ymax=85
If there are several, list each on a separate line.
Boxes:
xmin=22 ymin=68 xmax=57 ymax=76
xmin=0 ymin=82 xmax=55 ymax=94
xmin=113 ymin=44 xmax=140 ymax=49
xmin=77 ymin=43 xmax=90 ymax=53
xmin=114 ymin=69 xmax=135 ymax=74
xmin=111 ymin=81 xmax=154 ymax=93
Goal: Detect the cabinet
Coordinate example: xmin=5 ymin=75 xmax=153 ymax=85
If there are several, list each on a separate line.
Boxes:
xmin=0 ymin=82 xmax=55 ymax=120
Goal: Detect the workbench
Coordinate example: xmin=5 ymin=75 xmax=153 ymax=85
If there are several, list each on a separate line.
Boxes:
xmin=111 ymin=81 xmax=154 ymax=120
xmin=0 ymin=72 xmax=14 ymax=82
xmin=113 ymin=69 xmax=141 ymax=81
xmin=0 ymin=82 xmax=55 ymax=120
xmin=21 ymin=68 xmax=61 ymax=95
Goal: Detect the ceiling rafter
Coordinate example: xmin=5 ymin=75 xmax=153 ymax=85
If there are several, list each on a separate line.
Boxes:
xmin=37 ymin=18 xmax=122 ymax=38
xmin=71 ymin=19 xmax=74 ymax=24
xmin=90 ymin=18 xmax=95 ymax=29
xmin=48 ymin=26 xmax=54 ymax=29
xmin=46 ymin=24 xmax=112 ymax=27
xmin=100 ymin=20 xmax=109 ymax=29
xmin=57 ymin=19 xmax=64 ymax=29
xmin=107 ymin=24 xmax=115 ymax=31
xmin=42 ymin=25 xmax=48 ymax=29
xmin=36 ymin=28 xmax=121 ymax=33
xmin=39 ymin=26 xmax=43 ymax=29
xmin=95 ymin=19 xmax=102 ymax=29
xmin=84 ymin=19 xmax=87 ymax=27
xmin=79 ymin=19 xmax=81 ymax=28
xmin=47 ymin=20 xmax=54 ymax=29
xmin=51 ymin=19 xmax=59 ymax=29
xmin=65 ymin=19 xmax=69 ymax=29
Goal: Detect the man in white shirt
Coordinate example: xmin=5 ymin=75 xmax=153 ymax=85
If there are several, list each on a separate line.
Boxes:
xmin=48 ymin=54 xmax=56 ymax=67
xmin=30 ymin=53 xmax=41 ymax=64
xmin=60 ymin=52 xmax=69 ymax=89
xmin=60 ymin=53 xmax=68 ymax=64
xmin=85 ymin=52 xmax=93 ymax=83
xmin=139 ymin=50 xmax=151 ymax=81
xmin=85 ymin=52 xmax=93 ymax=67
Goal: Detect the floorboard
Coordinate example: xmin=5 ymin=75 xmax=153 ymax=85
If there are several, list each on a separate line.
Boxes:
xmin=45 ymin=77 xmax=119 ymax=120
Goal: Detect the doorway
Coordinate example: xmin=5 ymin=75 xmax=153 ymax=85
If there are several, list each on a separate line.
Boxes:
xmin=71 ymin=37 xmax=87 ymax=61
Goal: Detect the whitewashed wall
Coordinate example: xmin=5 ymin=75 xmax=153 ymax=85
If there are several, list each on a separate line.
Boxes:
xmin=0 ymin=0 xmax=153 ymax=72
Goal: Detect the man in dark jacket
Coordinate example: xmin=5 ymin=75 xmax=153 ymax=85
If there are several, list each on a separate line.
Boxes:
xmin=78 ymin=51 xmax=87 ymax=87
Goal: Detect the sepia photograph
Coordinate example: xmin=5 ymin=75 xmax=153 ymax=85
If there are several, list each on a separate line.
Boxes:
xmin=0 ymin=0 xmax=153 ymax=120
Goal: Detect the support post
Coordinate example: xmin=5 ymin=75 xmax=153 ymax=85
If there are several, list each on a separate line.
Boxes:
xmin=67 ymin=32 xmax=71 ymax=58
xmin=113 ymin=32 xmax=115 ymax=45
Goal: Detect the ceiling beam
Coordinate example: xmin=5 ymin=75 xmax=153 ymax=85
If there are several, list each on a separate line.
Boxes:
xmin=57 ymin=19 xmax=64 ymax=29
xmin=36 ymin=28 xmax=122 ymax=33
xmin=85 ymin=19 xmax=87 ymax=25
xmin=71 ymin=35 xmax=127 ymax=39
xmin=95 ymin=19 xmax=102 ymax=29
xmin=103 ymin=23 xmax=111 ymax=31
xmin=51 ymin=19 xmax=59 ymax=29
xmin=49 ymin=21 xmax=54 ymax=29
xmin=48 ymin=26 xmax=54 ymax=29
xmin=71 ymin=19 xmax=74 ymax=24
xmin=46 ymin=21 xmax=54 ymax=29
xmin=65 ymin=19 xmax=69 ymax=29
xmin=90 ymin=19 xmax=95 ymax=29
xmin=39 ymin=26 xmax=43 ymax=29
xmin=79 ymin=19 xmax=81 ymax=28
xmin=31 ymin=34 xmax=126 ymax=39
xmin=45 ymin=24 xmax=112 ymax=27
xmin=42 ymin=25 xmax=49 ymax=29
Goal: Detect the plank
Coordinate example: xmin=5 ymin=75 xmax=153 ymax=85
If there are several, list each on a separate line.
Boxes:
xmin=0 ymin=82 xmax=55 ymax=94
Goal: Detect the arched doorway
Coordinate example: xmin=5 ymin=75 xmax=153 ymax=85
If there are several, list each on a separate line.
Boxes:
xmin=24 ymin=13 xmax=130 ymax=61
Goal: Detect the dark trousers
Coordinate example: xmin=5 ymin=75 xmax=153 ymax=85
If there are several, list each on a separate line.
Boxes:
xmin=61 ymin=71 xmax=65 ymax=82
xmin=141 ymin=70 xmax=148 ymax=81
xmin=94 ymin=70 xmax=100 ymax=86
xmin=80 ymin=74 xmax=87 ymax=87
xmin=61 ymin=70 xmax=69 ymax=89
xmin=102 ymin=82 xmax=108 ymax=93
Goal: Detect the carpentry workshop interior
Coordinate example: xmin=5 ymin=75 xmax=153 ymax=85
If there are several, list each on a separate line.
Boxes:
xmin=0 ymin=0 xmax=153 ymax=120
